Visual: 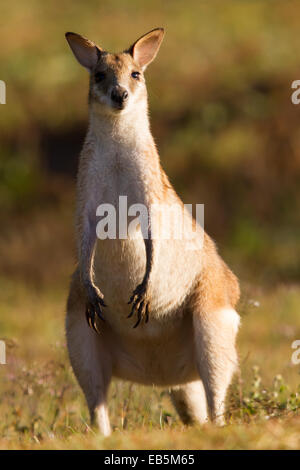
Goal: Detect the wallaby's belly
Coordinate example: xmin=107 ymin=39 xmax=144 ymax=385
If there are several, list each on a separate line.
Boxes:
xmin=101 ymin=309 xmax=199 ymax=386
xmin=94 ymin=233 xmax=202 ymax=336
xmin=94 ymin=235 xmax=146 ymax=311
xmin=93 ymin=236 xmax=200 ymax=385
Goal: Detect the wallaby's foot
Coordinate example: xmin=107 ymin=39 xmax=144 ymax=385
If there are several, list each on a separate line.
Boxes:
xmin=128 ymin=283 xmax=150 ymax=328
xmin=85 ymin=283 xmax=106 ymax=333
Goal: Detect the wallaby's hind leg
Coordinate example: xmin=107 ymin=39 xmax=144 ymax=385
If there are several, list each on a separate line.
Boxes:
xmin=66 ymin=273 xmax=112 ymax=436
xmin=193 ymin=307 xmax=240 ymax=426
xmin=170 ymin=380 xmax=208 ymax=425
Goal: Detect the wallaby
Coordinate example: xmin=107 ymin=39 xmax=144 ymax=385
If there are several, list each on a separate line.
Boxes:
xmin=65 ymin=28 xmax=240 ymax=436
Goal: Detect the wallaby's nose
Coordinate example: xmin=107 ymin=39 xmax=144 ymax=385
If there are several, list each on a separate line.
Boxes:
xmin=111 ymin=87 xmax=128 ymax=106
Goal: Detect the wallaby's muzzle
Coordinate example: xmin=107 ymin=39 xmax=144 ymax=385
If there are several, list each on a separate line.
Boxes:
xmin=110 ymin=86 xmax=129 ymax=110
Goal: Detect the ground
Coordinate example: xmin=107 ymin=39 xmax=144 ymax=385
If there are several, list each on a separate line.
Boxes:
xmin=0 ymin=273 xmax=299 ymax=449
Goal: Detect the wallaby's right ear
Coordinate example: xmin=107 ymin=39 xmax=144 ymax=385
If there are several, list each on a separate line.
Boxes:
xmin=65 ymin=32 xmax=101 ymax=70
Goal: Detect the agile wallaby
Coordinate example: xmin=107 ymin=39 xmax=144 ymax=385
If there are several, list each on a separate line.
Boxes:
xmin=65 ymin=28 xmax=240 ymax=435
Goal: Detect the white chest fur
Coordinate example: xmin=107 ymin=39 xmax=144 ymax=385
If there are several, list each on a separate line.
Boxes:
xmin=81 ymin=112 xmax=203 ymax=335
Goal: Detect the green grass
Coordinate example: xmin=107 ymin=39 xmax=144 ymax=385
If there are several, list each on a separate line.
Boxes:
xmin=0 ymin=276 xmax=299 ymax=449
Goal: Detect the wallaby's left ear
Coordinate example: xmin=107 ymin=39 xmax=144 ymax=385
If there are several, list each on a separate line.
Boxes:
xmin=129 ymin=28 xmax=165 ymax=70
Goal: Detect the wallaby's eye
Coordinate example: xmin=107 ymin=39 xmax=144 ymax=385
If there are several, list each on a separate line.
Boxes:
xmin=131 ymin=71 xmax=140 ymax=80
xmin=95 ymin=72 xmax=106 ymax=82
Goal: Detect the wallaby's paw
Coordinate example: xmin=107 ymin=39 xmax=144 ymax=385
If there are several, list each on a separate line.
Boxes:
xmin=127 ymin=283 xmax=150 ymax=328
xmin=85 ymin=284 xmax=106 ymax=333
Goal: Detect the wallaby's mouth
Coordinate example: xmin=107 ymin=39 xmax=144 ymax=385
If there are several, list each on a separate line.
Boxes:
xmin=111 ymin=102 xmax=126 ymax=111
xmin=92 ymin=98 xmax=129 ymax=116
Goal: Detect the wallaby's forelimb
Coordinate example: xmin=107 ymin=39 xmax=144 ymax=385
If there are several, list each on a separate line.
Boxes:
xmin=78 ymin=195 xmax=106 ymax=332
xmin=128 ymin=221 xmax=154 ymax=327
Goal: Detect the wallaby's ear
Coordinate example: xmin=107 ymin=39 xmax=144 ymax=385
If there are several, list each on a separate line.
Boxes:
xmin=65 ymin=32 xmax=101 ymax=71
xmin=129 ymin=28 xmax=165 ymax=70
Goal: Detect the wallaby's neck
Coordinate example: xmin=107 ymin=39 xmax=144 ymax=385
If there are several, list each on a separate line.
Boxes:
xmin=88 ymin=101 xmax=154 ymax=150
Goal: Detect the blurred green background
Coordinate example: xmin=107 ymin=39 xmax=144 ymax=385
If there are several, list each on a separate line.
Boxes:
xmin=1 ymin=0 xmax=300 ymax=449
xmin=1 ymin=0 xmax=300 ymax=287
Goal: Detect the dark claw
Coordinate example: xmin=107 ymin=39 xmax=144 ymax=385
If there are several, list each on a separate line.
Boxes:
xmin=128 ymin=283 xmax=150 ymax=328
xmin=133 ymin=313 xmax=141 ymax=328
xmin=94 ymin=301 xmax=105 ymax=322
xmin=128 ymin=284 xmax=144 ymax=305
xmin=99 ymin=298 xmax=107 ymax=308
xmin=127 ymin=303 xmax=135 ymax=318
xmin=86 ymin=308 xmax=100 ymax=334
xmin=127 ymin=295 xmax=140 ymax=318
xmin=145 ymin=304 xmax=149 ymax=324
xmin=133 ymin=300 xmax=144 ymax=328
xmin=85 ymin=308 xmax=92 ymax=328
xmin=85 ymin=296 xmax=106 ymax=334
xmin=84 ymin=283 xmax=107 ymax=333
xmin=92 ymin=317 xmax=99 ymax=333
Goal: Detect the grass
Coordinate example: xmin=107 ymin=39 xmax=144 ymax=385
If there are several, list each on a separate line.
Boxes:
xmin=0 ymin=273 xmax=299 ymax=449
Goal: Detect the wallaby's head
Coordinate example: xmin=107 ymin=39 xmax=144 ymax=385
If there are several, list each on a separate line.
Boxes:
xmin=65 ymin=28 xmax=164 ymax=116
